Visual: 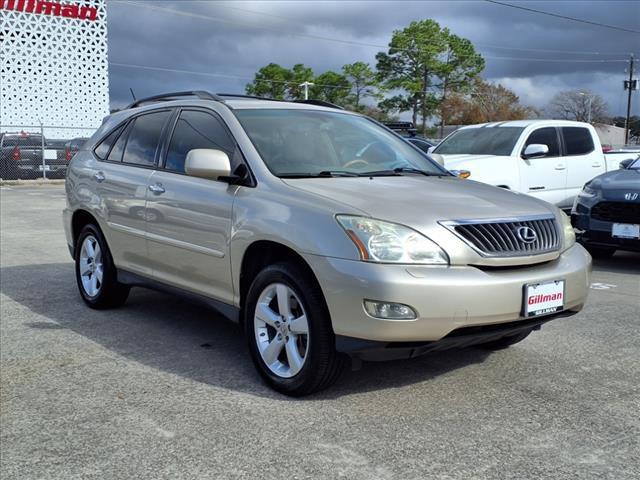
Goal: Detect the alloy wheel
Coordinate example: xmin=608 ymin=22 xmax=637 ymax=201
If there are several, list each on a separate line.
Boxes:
xmin=79 ymin=235 xmax=103 ymax=297
xmin=254 ymin=283 xmax=309 ymax=378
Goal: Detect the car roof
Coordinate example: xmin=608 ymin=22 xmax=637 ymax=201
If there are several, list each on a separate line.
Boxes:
xmin=457 ymin=119 xmax=593 ymax=130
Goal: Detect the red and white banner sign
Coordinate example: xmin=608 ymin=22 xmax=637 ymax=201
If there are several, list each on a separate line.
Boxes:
xmin=0 ymin=0 xmax=98 ymax=21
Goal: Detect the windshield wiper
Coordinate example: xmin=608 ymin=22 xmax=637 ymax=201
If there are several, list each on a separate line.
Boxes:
xmin=279 ymin=170 xmax=361 ymax=178
xmin=392 ymin=167 xmax=447 ymax=177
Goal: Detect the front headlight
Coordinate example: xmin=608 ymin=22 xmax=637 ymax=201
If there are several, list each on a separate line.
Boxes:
xmin=559 ymin=210 xmax=575 ymax=250
xmin=579 ymin=182 xmax=598 ymax=197
xmin=336 ymin=215 xmax=449 ymax=265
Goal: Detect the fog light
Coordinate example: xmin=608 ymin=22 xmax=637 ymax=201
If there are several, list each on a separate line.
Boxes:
xmin=363 ymin=300 xmax=417 ymax=320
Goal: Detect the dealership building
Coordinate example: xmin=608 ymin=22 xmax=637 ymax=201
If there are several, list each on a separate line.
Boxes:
xmin=0 ymin=0 xmax=109 ymax=138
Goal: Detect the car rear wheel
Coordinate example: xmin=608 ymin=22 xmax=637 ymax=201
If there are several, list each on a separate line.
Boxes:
xmin=477 ymin=329 xmax=532 ymax=350
xmin=75 ymin=224 xmax=130 ymax=309
xmin=245 ymin=262 xmax=345 ymax=396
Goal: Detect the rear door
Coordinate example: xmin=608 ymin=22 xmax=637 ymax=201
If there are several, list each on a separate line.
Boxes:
xmin=561 ymin=126 xmax=605 ymax=201
xmin=94 ymin=109 xmax=172 ymax=276
xmin=144 ymin=108 xmax=240 ymax=304
xmin=519 ymin=127 xmax=567 ymax=206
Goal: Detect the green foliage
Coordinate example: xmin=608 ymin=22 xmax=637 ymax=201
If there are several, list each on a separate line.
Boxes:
xmin=376 ymin=19 xmax=484 ymax=133
xmin=342 ymin=62 xmax=382 ymax=111
xmin=310 ymin=71 xmax=351 ymax=105
xmin=245 ymin=63 xmax=291 ymax=100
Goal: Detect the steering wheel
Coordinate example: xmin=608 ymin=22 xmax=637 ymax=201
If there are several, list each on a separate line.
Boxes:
xmin=343 ymin=158 xmax=370 ymax=169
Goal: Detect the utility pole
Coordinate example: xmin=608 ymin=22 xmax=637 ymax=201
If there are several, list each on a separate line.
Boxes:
xmin=299 ymin=81 xmax=314 ymax=100
xmin=624 ymin=54 xmax=636 ymax=145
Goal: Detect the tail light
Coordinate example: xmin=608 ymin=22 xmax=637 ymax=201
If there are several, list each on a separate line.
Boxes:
xmin=11 ymin=147 xmax=21 ymax=161
xmin=65 ymin=148 xmax=73 ymax=161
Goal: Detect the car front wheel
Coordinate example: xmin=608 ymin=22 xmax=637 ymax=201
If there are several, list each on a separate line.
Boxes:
xmin=245 ymin=262 xmax=345 ymax=396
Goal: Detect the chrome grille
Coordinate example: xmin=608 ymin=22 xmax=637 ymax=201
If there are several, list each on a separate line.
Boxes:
xmin=446 ymin=217 xmax=560 ymax=257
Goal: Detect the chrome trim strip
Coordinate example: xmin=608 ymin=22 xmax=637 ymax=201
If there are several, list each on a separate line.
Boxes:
xmin=107 ymin=222 xmax=225 ymax=258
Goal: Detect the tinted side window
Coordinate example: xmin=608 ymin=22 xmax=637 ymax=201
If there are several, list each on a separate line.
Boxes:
xmin=409 ymin=138 xmax=432 ymax=153
xmin=94 ymin=125 xmax=124 ymax=160
xmin=524 ymin=127 xmax=560 ymax=157
xmin=165 ymin=110 xmax=235 ymax=173
xmin=107 ymin=123 xmax=131 ymax=163
xmin=561 ymin=127 xmax=594 ymax=156
xmin=122 ymin=111 xmax=171 ymax=167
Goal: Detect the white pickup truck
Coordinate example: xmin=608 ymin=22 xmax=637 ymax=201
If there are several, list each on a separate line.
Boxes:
xmin=429 ymin=120 xmax=640 ymax=209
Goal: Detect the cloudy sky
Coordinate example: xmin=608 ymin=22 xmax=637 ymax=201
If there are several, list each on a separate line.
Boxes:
xmin=106 ymin=0 xmax=640 ymax=119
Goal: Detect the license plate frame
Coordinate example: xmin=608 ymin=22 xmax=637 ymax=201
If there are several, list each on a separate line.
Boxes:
xmin=612 ymin=223 xmax=640 ymax=239
xmin=523 ymin=280 xmax=565 ymax=318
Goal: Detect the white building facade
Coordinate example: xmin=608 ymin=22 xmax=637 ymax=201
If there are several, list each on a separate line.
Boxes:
xmin=0 ymin=0 xmax=109 ymax=138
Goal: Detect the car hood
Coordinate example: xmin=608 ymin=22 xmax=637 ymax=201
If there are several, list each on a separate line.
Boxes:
xmin=431 ymin=153 xmax=513 ymax=168
xmin=590 ymin=168 xmax=640 ymax=192
xmin=282 ymin=175 xmax=555 ymax=226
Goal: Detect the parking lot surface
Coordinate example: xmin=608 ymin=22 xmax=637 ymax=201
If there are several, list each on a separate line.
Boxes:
xmin=1 ymin=184 xmax=639 ymax=480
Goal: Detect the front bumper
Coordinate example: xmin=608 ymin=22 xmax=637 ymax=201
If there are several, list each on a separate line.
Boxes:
xmin=304 ymin=244 xmax=591 ymax=344
xmin=572 ymin=206 xmax=640 ymax=252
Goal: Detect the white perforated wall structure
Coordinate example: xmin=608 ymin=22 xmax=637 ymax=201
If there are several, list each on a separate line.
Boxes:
xmin=0 ymin=0 xmax=109 ymax=138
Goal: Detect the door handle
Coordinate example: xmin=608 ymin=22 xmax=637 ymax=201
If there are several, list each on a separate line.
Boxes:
xmin=93 ymin=171 xmax=105 ymax=183
xmin=554 ymin=165 xmax=566 ymax=171
xmin=592 ymin=163 xmax=602 ymax=168
xmin=148 ymin=183 xmax=165 ymax=195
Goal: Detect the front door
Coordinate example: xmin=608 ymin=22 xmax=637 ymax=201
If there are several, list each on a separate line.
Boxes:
xmin=519 ymin=127 xmax=568 ymax=206
xmin=144 ymin=108 xmax=239 ymax=304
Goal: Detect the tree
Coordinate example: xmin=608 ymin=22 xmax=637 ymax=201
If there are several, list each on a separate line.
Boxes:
xmin=434 ymin=34 xmax=485 ymax=136
xmin=441 ymin=79 xmax=537 ymax=125
xmin=342 ymin=62 xmax=381 ymax=111
xmin=310 ymin=71 xmax=351 ymax=105
xmin=547 ymin=90 xmax=608 ymax=123
xmin=376 ymin=20 xmax=483 ymax=134
xmin=245 ymin=63 xmax=292 ymax=99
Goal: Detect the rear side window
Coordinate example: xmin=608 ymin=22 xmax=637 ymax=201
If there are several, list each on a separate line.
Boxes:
xmin=524 ymin=127 xmax=560 ymax=157
xmin=107 ymin=123 xmax=131 ymax=162
xmin=561 ymin=127 xmax=594 ymax=156
xmin=122 ymin=111 xmax=172 ymax=167
xmin=94 ymin=125 xmax=124 ymax=160
xmin=164 ymin=110 xmax=235 ymax=173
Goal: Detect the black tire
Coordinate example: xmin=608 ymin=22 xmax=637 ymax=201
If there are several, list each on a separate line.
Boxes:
xmin=244 ymin=261 xmax=345 ymax=396
xmin=586 ymin=245 xmax=616 ymax=259
xmin=478 ymin=329 xmax=533 ymax=351
xmin=75 ymin=224 xmax=130 ymax=309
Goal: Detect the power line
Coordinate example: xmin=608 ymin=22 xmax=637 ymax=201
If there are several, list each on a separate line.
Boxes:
xmin=485 ymin=0 xmax=640 ymax=35
xmin=111 ymin=0 xmax=631 ymax=62
xmin=109 ymin=62 xmax=351 ymax=89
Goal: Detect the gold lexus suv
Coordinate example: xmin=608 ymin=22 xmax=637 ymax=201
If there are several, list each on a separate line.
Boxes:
xmin=64 ymin=92 xmax=592 ymax=395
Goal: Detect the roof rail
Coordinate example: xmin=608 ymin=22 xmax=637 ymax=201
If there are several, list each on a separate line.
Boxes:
xmin=217 ymin=93 xmax=283 ymax=102
xmin=126 ymin=91 xmax=225 ymax=109
xmin=294 ymin=99 xmax=344 ymax=110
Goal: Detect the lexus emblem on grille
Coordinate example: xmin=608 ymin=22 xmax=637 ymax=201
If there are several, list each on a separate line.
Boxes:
xmin=515 ymin=226 xmax=537 ymax=244
xmin=624 ymin=192 xmax=638 ymax=201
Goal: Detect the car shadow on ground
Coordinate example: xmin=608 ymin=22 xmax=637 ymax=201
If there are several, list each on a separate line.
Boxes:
xmin=1 ymin=263 xmax=492 ymax=400
xmin=590 ymin=250 xmax=640 ymax=275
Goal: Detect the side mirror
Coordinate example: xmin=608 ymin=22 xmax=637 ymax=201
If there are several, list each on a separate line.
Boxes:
xmin=522 ymin=144 xmax=549 ymax=159
xmin=185 ymin=149 xmax=231 ymax=180
xmin=619 ymin=158 xmax=635 ymax=169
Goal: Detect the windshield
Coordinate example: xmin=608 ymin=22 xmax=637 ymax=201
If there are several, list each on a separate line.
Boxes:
xmin=433 ymin=127 xmax=524 ymax=156
xmin=234 ymin=109 xmax=447 ymax=177
xmin=629 ymin=158 xmax=640 ymax=169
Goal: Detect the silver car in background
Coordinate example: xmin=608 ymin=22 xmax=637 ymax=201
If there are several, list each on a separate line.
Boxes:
xmin=64 ymin=92 xmax=591 ymax=396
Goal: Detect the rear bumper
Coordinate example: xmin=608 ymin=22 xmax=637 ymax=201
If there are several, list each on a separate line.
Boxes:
xmin=304 ymin=244 xmax=591 ymax=343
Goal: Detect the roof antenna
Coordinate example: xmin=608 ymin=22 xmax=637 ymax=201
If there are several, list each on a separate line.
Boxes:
xmin=129 ymin=88 xmax=137 ymax=101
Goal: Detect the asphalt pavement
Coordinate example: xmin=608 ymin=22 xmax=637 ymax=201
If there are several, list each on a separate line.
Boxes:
xmin=1 ymin=184 xmax=639 ymax=480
